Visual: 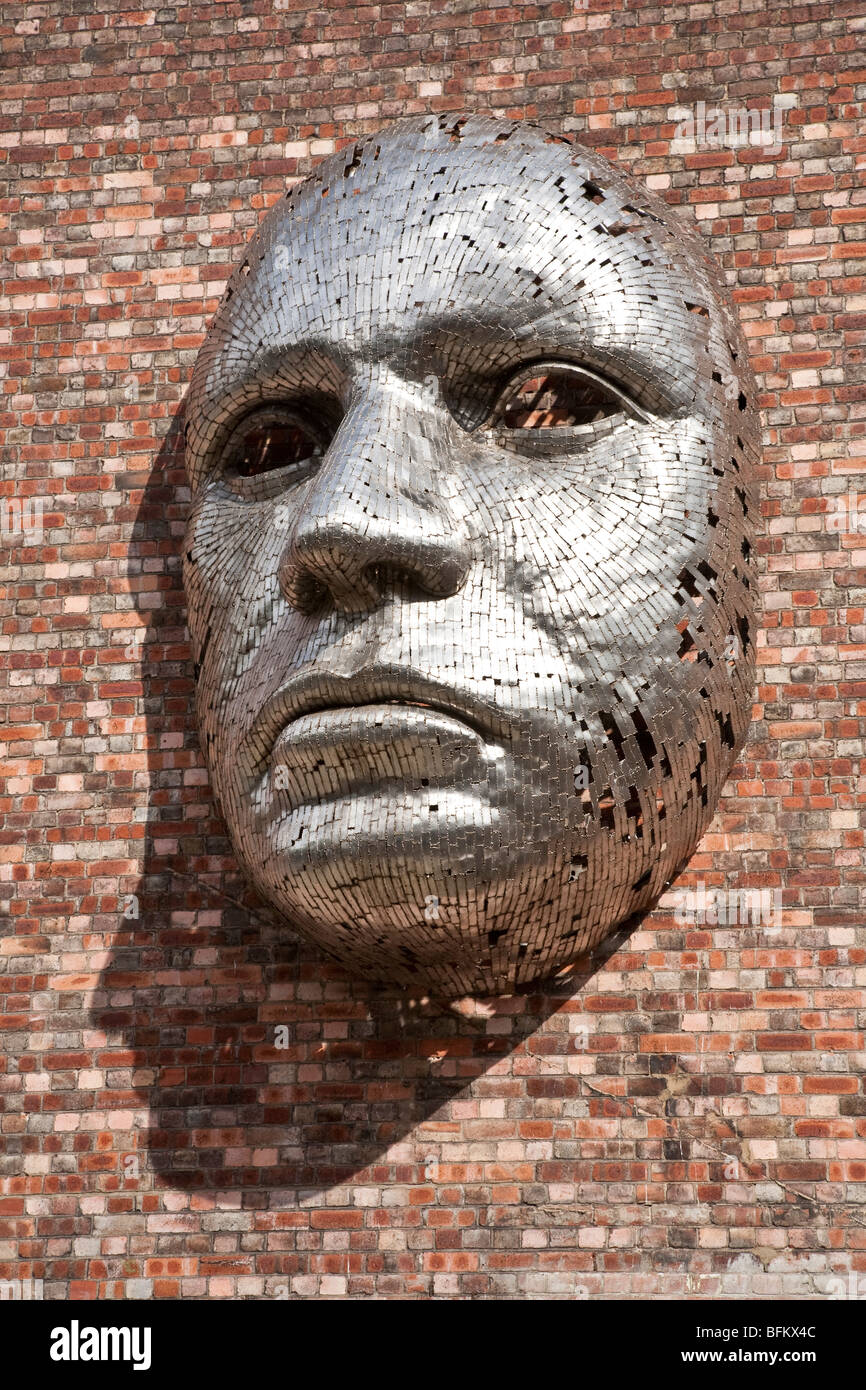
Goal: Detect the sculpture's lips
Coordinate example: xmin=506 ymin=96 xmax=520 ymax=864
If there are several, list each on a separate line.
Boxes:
xmin=243 ymin=668 xmax=512 ymax=766
xmin=275 ymin=701 xmax=490 ymax=748
xmin=269 ymin=705 xmax=498 ymax=795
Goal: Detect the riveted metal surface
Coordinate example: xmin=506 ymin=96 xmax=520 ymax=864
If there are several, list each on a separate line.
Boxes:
xmin=183 ymin=114 xmax=759 ymax=996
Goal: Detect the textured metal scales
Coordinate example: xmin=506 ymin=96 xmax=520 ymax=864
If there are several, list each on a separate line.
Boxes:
xmin=183 ymin=114 xmax=759 ymax=997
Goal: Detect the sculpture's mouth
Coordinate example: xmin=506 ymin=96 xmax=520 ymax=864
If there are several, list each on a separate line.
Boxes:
xmin=269 ymin=702 xmax=502 ymax=798
xmin=243 ymin=667 xmax=513 ymax=768
xmin=279 ymin=698 xmax=492 ymax=742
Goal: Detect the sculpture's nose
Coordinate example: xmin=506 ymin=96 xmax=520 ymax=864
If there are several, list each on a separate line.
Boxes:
xmin=278 ymin=373 xmax=473 ymax=615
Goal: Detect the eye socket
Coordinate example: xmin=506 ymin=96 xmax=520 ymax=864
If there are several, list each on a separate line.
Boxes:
xmin=500 ymin=370 xmax=619 ymax=429
xmin=486 ymin=361 xmax=650 ymax=434
xmin=218 ymin=404 xmax=335 ymax=498
xmin=227 ymin=411 xmax=323 ymax=479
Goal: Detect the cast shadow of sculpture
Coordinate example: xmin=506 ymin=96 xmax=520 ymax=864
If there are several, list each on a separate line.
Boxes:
xmin=91 ymin=413 xmax=640 ymax=1200
xmin=92 ymin=114 xmax=760 ymax=1203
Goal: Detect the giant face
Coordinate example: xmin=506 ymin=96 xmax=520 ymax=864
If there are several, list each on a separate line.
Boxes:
xmin=183 ymin=115 xmax=758 ymax=997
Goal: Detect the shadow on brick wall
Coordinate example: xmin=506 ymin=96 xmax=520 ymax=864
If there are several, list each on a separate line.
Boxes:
xmin=91 ymin=412 xmax=632 ymax=1202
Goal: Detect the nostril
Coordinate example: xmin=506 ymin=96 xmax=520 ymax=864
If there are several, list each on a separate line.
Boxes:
xmin=363 ymin=557 xmax=469 ymax=601
xmin=362 ymin=561 xmax=431 ymax=597
xmin=362 ymin=562 xmax=393 ymax=596
xmin=283 ymin=570 xmax=329 ymax=615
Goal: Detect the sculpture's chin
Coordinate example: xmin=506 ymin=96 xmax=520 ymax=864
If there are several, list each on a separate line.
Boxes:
xmin=226 ymin=810 xmax=686 ymax=998
xmin=213 ymin=691 xmax=751 ymax=995
xmin=253 ymin=889 xmax=626 ymax=997
xmin=259 ymin=789 xmax=507 ymax=870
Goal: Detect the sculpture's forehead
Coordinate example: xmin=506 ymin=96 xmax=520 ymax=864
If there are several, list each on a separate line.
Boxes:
xmin=237 ymin=131 xmax=709 ymax=351
xmin=193 ymin=120 xmax=736 ymax=425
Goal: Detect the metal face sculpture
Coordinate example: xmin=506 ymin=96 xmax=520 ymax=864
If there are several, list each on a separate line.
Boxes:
xmin=183 ymin=114 xmax=759 ymax=997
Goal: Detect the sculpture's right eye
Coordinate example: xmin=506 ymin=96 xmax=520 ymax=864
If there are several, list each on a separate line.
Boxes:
xmin=216 ymin=405 xmax=335 ymax=497
xmin=223 ymin=407 xmax=325 ymax=486
xmin=234 ymin=419 xmax=322 ymax=477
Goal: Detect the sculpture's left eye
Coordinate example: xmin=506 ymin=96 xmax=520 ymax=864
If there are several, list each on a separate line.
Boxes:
xmin=500 ymin=368 xmax=620 ymax=428
xmin=225 ymin=409 xmax=324 ymax=481
xmin=486 ymin=361 xmax=650 ymax=436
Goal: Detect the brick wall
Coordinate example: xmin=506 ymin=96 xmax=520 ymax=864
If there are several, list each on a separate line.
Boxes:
xmin=2 ymin=1 xmax=865 ymax=1300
